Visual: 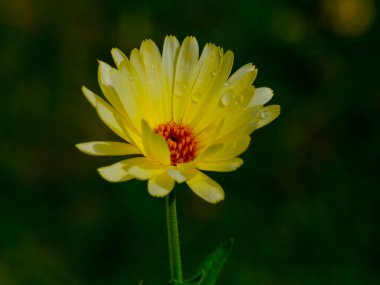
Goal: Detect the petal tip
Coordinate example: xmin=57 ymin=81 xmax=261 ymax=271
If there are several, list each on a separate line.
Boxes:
xmin=75 ymin=143 xmax=83 ymax=150
xmin=97 ymin=167 xmax=120 ymax=183
xmin=207 ymin=192 xmax=225 ymax=204
xmin=81 ymin=86 xmax=98 ymax=108
xmin=97 ymin=167 xmax=110 ymax=181
xmin=165 ymin=35 xmax=178 ymax=41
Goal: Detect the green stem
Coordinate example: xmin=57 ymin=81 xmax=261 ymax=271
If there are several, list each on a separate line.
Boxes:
xmin=166 ymin=189 xmax=183 ymax=281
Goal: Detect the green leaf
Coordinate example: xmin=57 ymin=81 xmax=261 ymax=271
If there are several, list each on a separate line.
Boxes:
xmin=169 ymin=238 xmax=234 ymax=285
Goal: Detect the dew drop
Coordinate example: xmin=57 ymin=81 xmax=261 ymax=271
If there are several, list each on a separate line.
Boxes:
xmin=192 ymin=92 xmax=201 ymax=103
xmin=259 ymin=110 xmax=270 ymax=120
xmin=151 ymin=64 xmax=155 ymax=69
xmin=128 ymin=76 xmax=134 ymax=81
xmin=237 ymin=95 xmax=244 ymax=104
xmin=174 ymin=83 xmax=187 ymax=97
xmin=174 ymin=92 xmax=184 ymax=97
xmin=211 ymin=71 xmax=217 ymax=77
xmin=221 ymin=91 xmax=234 ymax=106
xmin=224 ymin=82 xmax=231 ymax=87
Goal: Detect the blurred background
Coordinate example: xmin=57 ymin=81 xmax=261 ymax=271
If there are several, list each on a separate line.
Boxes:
xmin=1 ymin=0 xmax=379 ymax=284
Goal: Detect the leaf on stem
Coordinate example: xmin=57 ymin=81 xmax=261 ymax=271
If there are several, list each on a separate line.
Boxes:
xmin=169 ymin=238 xmax=234 ymax=285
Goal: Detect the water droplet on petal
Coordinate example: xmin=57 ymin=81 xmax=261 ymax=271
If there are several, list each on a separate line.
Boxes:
xmin=211 ymin=71 xmax=217 ymax=77
xmin=151 ymin=64 xmax=155 ymax=69
xmin=259 ymin=110 xmax=270 ymax=120
xmin=221 ymin=91 xmax=234 ymax=106
xmin=237 ymin=95 xmax=245 ymax=104
xmin=178 ymin=84 xmax=187 ymax=91
xmin=174 ymin=83 xmax=187 ymax=97
xmin=192 ymin=92 xmax=201 ymax=103
xmin=128 ymin=76 xmax=134 ymax=81
xmin=224 ymin=82 xmax=231 ymax=87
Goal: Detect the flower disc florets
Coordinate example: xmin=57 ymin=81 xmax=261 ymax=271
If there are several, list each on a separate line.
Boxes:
xmin=155 ymin=121 xmax=197 ymax=165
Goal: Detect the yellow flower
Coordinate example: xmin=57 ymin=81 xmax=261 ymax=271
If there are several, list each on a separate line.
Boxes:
xmin=76 ymin=36 xmax=280 ymax=203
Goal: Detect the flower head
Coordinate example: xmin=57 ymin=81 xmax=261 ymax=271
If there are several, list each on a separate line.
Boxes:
xmin=76 ymin=36 xmax=280 ymax=203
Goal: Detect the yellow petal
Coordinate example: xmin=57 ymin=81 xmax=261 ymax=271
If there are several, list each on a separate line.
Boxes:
xmin=202 ymin=136 xmax=251 ymax=161
xmin=183 ymin=45 xmax=223 ymax=124
xmin=117 ymin=58 xmax=156 ymax=128
xmin=195 ymin=158 xmax=243 ymax=172
xmin=173 ymin=36 xmax=199 ymax=122
xmin=194 ymin=143 xmax=224 ymax=162
xmin=186 ymin=169 xmax=225 ymax=203
xmin=99 ymin=61 xmax=141 ymax=129
xmin=233 ymin=85 xmax=256 ymax=109
xmin=98 ymin=157 xmax=154 ymax=182
xmin=96 ymin=62 xmax=144 ymax=151
xmin=76 ymin=141 xmax=140 ymax=156
xmin=162 ymin=35 xmax=180 ymax=97
xmin=194 ymin=135 xmax=251 ymax=164
xmin=221 ymin=136 xmax=251 ymax=159
xmin=141 ymin=120 xmax=171 ymax=165
xmin=148 ymin=172 xmax=175 ymax=197
xmin=256 ymin=105 xmax=281 ymax=129
xmin=141 ymin=39 xmax=168 ymax=122
xmin=194 ymin=120 xmax=219 ymax=149
xmin=248 ymin=87 xmax=273 ymax=107
xmin=81 ymin=86 xmax=97 ymax=108
xmin=176 ymin=163 xmax=199 ymax=180
xmin=81 ymin=86 xmax=132 ymax=142
xmin=97 ymin=157 xmax=150 ymax=182
xmin=212 ymin=106 xmax=261 ymax=142
xmin=111 ymin=47 xmax=128 ymax=68
xmin=211 ymin=50 xmax=234 ymax=94
xmin=207 ymin=66 xmax=257 ymax=130
xmin=192 ymin=45 xmax=222 ymax=97
xmin=97 ymin=61 xmax=125 ymax=112
xmin=166 ymin=164 xmax=194 ymax=183
xmin=129 ymin=48 xmax=162 ymax=127
xmin=166 ymin=167 xmax=187 ymax=183
xmin=190 ymin=50 xmax=234 ymax=130
xmin=130 ymin=48 xmax=147 ymax=93
xmin=166 ymin=163 xmax=198 ymax=183
xmin=128 ymin=163 xmax=164 ymax=180
xmin=196 ymin=43 xmax=214 ymax=71
xmin=225 ymin=63 xmax=257 ymax=93
xmin=97 ymin=62 xmax=142 ymax=136
xmin=95 ymin=97 xmax=132 ymax=142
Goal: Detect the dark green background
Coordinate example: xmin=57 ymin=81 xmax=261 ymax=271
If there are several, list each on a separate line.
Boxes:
xmin=1 ymin=0 xmax=379 ymax=284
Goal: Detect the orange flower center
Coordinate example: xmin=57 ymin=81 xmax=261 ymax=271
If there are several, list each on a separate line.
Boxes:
xmin=155 ymin=121 xmax=197 ymax=165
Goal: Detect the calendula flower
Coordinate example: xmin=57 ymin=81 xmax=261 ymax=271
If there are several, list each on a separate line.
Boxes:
xmin=76 ymin=36 xmax=280 ymax=203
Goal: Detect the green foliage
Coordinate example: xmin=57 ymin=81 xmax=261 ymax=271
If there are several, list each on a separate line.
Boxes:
xmin=170 ymin=239 xmax=233 ymax=285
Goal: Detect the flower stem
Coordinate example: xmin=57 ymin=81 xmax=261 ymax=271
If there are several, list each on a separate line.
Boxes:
xmin=166 ymin=189 xmax=183 ymax=281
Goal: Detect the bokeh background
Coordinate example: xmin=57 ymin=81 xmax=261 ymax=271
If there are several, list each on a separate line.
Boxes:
xmin=1 ymin=0 xmax=379 ymax=284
